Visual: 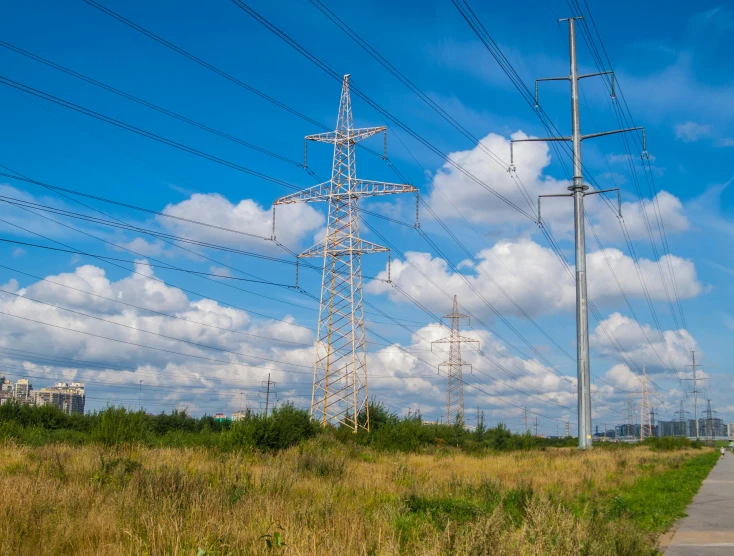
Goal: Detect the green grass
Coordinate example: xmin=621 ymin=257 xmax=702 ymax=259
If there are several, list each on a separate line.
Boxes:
xmin=608 ymin=451 xmax=718 ymax=533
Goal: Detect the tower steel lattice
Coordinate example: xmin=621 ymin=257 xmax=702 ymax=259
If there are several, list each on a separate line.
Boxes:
xmin=675 ymin=400 xmax=689 ymax=438
xmin=431 ymin=296 xmax=479 ymax=424
xmin=274 ymin=74 xmax=416 ymax=432
xmin=624 ymin=393 xmax=636 ymax=441
xmin=639 ymin=366 xmax=652 ymax=440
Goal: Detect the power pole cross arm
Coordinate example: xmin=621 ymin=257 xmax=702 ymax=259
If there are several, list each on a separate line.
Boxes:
xmin=509 ymin=127 xmax=647 ymax=169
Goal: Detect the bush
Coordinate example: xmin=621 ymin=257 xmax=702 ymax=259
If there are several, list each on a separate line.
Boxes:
xmin=219 ymin=403 xmax=318 ymax=452
xmin=641 ymin=436 xmax=702 ymax=451
xmin=90 ymin=407 xmax=148 ymax=446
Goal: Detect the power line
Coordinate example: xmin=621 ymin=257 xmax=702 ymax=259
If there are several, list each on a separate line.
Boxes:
xmin=451 ymin=0 xmax=689 ymax=390
xmin=229 ymin=0 xmax=536 ymax=221
xmin=0 ymin=75 xmax=303 ymax=192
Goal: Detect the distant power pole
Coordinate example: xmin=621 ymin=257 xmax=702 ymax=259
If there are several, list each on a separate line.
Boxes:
xmin=510 ymin=16 xmax=647 ymax=450
xmin=534 ymin=416 xmax=539 ymax=437
xmin=683 ymin=351 xmax=706 ymax=440
xmin=524 ymin=407 xmax=529 ymax=434
xmin=431 ymin=296 xmax=479 ymax=424
xmin=565 ymin=421 xmax=570 ymax=438
xmin=261 ymin=373 xmax=276 ymax=417
xmin=273 ymin=75 xmax=417 ymax=432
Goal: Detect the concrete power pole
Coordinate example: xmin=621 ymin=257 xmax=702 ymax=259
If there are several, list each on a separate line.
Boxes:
xmin=510 ymin=16 xmax=647 ymax=450
xmin=273 ymin=75 xmax=417 ymax=431
xmin=524 ymin=407 xmax=529 ymax=434
xmin=431 ymin=296 xmax=479 ymax=424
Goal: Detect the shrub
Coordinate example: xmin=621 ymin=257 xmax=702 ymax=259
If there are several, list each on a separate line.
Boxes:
xmin=219 ymin=403 xmax=318 ymax=452
xmin=90 ymin=406 xmax=148 ymax=446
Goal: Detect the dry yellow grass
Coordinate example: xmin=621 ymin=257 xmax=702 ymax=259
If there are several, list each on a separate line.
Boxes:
xmin=0 ymin=440 xmax=701 ymax=555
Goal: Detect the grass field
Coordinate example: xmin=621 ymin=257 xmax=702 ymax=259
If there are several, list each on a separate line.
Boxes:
xmin=0 ymin=437 xmax=717 ymax=555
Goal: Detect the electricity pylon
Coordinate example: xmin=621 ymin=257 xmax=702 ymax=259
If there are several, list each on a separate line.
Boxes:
xmin=431 ymin=296 xmax=479 ymax=424
xmin=674 ymin=400 xmax=689 ymax=438
xmin=624 ymin=393 xmax=636 ymax=441
xmin=704 ymin=399 xmax=717 ymax=440
xmin=274 ymin=74 xmax=416 ymax=432
xmin=639 ymin=366 xmax=652 ymax=440
xmin=683 ymin=351 xmax=706 ymax=440
xmin=510 ymin=16 xmax=647 ymax=450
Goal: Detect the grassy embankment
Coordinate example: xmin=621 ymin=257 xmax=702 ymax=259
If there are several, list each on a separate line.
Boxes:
xmin=0 ymin=437 xmax=716 ymax=555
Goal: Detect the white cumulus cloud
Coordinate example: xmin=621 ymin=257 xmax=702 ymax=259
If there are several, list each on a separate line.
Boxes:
xmin=366 ymin=240 xmax=703 ymax=318
xmin=158 ymin=193 xmax=324 ymax=249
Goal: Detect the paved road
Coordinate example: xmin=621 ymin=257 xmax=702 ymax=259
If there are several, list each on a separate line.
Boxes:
xmin=665 ymin=451 xmax=734 ymax=555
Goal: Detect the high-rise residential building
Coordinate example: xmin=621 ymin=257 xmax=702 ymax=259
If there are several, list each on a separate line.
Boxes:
xmin=1 ymin=377 xmax=13 ymax=393
xmin=698 ymin=417 xmax=727 ymax=438
xmin=14 ymin=379 xmax=32 ymax=402
xmin=33 ymin=382 xmax=85 ymax=415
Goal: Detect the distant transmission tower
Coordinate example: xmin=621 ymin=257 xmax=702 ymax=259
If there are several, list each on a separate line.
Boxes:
xmin=274 ymin=74 xmax=416 ymax=431
xmin=683 ymin=351 xmax=707 ymax=440
xmin=625 ymin=393 xmax=636 ymax=440
xmin=432 ymin=296 xmax=479 ymax=424
xmin=704 ymin=399 xmax=717 ymax=440
xmin=639 ymin=366 xmax=652 ymax=440
xmin=675 ymin=400 xmax=689 ymax=438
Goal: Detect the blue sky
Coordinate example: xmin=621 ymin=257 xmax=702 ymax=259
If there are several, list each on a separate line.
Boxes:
xmin=0 ymin=0 xmax=730 ymax=434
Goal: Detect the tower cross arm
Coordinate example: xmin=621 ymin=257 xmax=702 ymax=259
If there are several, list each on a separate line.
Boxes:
xmin=439 ymin=362 xmax=472 ymax=369
xmin=306 ymin=126 xmax=386 ymax=144
xmin=431 ymin=335 xmax=480 ymax=349
xmin=274 ymin=179 xmax=417 ymax=206
xmin=273 ymin=181 xmax=331 ymax=205
xmin=297 ymin=237 xmax=389 ymax=259
xmin=350 ymin=179 xmax=418 ymax=198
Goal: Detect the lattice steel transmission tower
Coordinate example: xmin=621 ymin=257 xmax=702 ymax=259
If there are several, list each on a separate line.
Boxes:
xmin=639 ymin=366 xmax=652 ymax=440
xmin=704 ymin=399 xmax=717 ymax=440
xmin=274 ymin=74 xmax=416 ymax=432
xmin=624 ymin=393 xmax=637 ymax=440
xmin=683 ymin=351 xmax=706 ymax=440
xmin=674 ymin=400 xmax=689 ymax=438
xmin=431 ymin=296 xmax=479 ymax=424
